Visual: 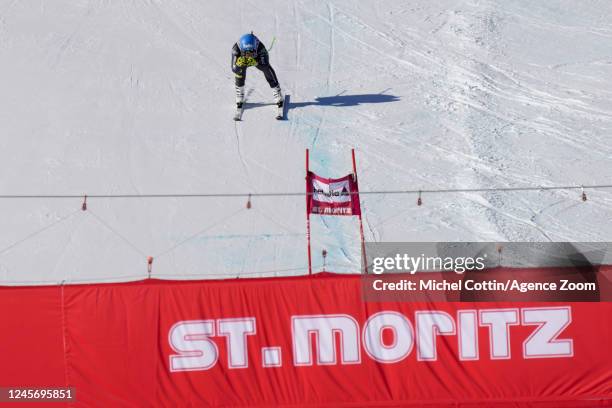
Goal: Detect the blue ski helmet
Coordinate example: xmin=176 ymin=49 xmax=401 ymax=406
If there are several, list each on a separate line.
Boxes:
xmin=238 ymin=33 xmax=259 ymax=54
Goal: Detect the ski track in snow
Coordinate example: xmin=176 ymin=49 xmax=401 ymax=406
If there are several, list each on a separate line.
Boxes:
xmin=0 ymin=0 xmax=611 ymax=283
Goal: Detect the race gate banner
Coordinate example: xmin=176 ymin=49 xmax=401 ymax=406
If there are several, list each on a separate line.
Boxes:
xmin=0 ymin=271 xmax=611 ymax=407
xmin=306 ymin=171 xmax=361 ymax=216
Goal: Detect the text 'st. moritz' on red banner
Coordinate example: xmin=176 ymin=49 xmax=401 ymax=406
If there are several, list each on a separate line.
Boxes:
xmin=0 ymin=271 xmax=611 ymax=407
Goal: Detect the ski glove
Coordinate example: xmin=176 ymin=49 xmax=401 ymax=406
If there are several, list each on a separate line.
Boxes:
xmin=236 ymin=56 xmax=258 ymax=67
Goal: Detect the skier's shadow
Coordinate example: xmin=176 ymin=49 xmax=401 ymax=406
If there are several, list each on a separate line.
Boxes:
xmin=290 ymin=93 xmax=400 ymax=108
xmin=242 ymin=92 xmax=400 ymax=120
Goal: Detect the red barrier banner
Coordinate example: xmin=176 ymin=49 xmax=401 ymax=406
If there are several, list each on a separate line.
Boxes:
xmin=1 ymin=273 xmax=611 ymax=407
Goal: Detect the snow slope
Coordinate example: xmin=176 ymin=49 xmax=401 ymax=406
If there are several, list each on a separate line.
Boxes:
xmin=1 ymin=0 xmax=611 ymax=284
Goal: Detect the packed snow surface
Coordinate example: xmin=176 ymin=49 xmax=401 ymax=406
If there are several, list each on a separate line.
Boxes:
xmin=1 ymin=0 xmax=611 ymax=284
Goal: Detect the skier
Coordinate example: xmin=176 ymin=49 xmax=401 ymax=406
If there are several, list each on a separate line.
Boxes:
xmin=232 ymin=32 xmax=283 ymax=120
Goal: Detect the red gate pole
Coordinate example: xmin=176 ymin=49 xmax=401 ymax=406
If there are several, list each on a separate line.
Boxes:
xmin=306 ymin=149 xmax=313 ymax=275
xmin=352 ymin=149 xmax=368 ymax=274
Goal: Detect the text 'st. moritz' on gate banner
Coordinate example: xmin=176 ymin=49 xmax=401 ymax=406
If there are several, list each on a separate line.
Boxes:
xmin=306 ymin=171 xmax=361 ymax=216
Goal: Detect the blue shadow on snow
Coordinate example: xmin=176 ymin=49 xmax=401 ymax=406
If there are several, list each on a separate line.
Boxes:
xmin=242 ymin=92 xmax=400 ymax=120
xmin=290 ymin=93 xmax=400 ymax=108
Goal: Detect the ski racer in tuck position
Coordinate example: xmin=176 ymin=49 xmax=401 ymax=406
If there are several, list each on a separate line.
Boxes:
xmin=232 ymin=32 xmax=283 ymax=119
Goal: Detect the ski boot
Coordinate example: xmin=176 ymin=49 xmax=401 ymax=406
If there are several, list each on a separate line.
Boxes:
xmin=272 ymin=85 xmax=283 ymax=107
xmin=272 ymin=86 xmax=284 ymax=120
xmin=235 ymin=85 xmax=245 ymax=109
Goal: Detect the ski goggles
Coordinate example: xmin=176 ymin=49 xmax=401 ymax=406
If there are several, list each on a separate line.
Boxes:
xmin=243 ymin=50 xmax=256 ymax=58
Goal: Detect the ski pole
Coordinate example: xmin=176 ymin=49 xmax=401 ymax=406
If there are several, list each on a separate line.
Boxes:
xmin=268 ymin=36 xmax=276 ymax=51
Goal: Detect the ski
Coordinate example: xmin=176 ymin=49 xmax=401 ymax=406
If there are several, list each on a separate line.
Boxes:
xmin=233 ymin=102 xmax=244 ymax=121
xmin=234 ymin=95 xmax=285 ymax=121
